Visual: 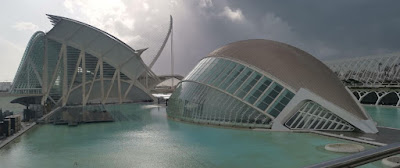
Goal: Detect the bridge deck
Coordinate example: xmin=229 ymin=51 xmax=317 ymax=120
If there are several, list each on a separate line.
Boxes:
xmin=325 ymin=126 xmax=400 ymax=145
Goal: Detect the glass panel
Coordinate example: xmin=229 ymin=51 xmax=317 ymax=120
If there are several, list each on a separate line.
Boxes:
xmin=244 ymin=77 xmax=272 ymax=104
xmin=202 ymin=59 xmax=222 ymax=83
xmin=285 ymin=112 xmax=299 ymax=126
xmin=255 ymin=83 xmax=283 ymax=111
xmin=185 ymin=59 xmax=206 ymax=80
xmin=266 ymin=90 xmax=294 ymax=117
xmin=226 ymin=68 xmax=252 ymax=94
xmin=235 ymin=72 xmax=261 ymax=98
xmin=192 ymin=59 xmax=211 ymax=81
xmin=168 ymin=81 xmax=272 ymax=128
xmin=196 ymin=58 xmax=215 ymax=82
xmin=310 ymin=118 xmax=320 ymax=129
xmin=219 ymin=64 xmax=244 ymax=90
xmin=206 ymin=59 xmax=228 ymax=84
xmin=329 ymin=123 xmax=338 ymax=130
xmin=212 ymin=61 xmax=236 ymax=87
xmin=284 ymin=101 xmax=355 ymax=131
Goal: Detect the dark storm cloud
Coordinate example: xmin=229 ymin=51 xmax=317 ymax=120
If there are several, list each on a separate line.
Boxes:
xmin=157 ymin=0 xmax=400 ymax=77
xmin=226 ymin=0 xmax=400 ymax=59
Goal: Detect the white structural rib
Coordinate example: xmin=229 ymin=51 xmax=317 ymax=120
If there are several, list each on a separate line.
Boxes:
xmin=10 ymin=14 xmax=164 ymax=107
xmin=45 ymin=14 xmax=157 ymax=102
xmin=325 ymin=52 xmax=400 ymax=87
xmin=148 ymin=15 xmax=173 ymax=69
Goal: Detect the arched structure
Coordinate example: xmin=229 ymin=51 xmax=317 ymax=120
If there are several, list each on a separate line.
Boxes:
xmin=325 ymin=53 xmax=400 ymax=87
xmin=350 ymin=90 xmax=400 ymax=106
xmin=10 ymin=15 xmax=173 ymax=106
xmin=325 ymin=53 xmax=400 ymax=107
xmin=167 ymin=39 xmax=378 ymax=133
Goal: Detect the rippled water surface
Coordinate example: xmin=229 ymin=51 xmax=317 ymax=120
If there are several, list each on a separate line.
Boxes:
xmin=0 ymin=103 xmax=387 ymax=167
xmin=364 ymin=105 xmax=400 ymax=129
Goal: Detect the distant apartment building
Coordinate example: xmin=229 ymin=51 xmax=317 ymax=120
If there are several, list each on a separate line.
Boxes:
xmin=0 ymin=82 xmax=11 ymax=92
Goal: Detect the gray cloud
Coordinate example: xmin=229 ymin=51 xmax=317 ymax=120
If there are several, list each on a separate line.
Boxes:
xmin=227 ymin=0 xmax=400 ymax=59
xmin=0 ymin=38 xmax=23 ymax=81
xmin=12 ymin=22 xmax=39 ymax=32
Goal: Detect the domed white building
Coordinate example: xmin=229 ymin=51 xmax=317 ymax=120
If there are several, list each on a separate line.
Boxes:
xmin=167 ymin=39 xmax=378 ymax=133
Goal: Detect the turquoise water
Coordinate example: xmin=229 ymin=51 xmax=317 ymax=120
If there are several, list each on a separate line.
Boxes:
xmin=364 ymin=105 xmax=400 ymax=129
xmin=0 ymin=104 xmax=382 ymax=167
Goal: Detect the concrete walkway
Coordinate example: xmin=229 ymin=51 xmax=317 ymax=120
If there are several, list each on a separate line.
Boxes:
xmin=0 ymin=107 xmax=66 ymax=149
xmin=321 ymin=126 xmax=400 ymax=146
xmin=0 ymin=122 xmax=37 ymax=149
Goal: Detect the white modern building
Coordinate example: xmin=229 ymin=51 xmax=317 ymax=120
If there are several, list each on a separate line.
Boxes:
xmin=167 ymin=39 xmax=378 ymax=133
xmin=10 ymin=15 xmax=174 ymax=107
xmin=0 ymin=82 xmax=11 ymax=92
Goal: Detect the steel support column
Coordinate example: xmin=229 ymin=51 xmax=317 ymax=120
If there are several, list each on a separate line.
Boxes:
xmin=82 ymin=50 xmax=86 ymax=106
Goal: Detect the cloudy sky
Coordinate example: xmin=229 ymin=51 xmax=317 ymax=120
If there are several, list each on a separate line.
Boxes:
xmin=0 ymin=0 xmax=399 ymax=82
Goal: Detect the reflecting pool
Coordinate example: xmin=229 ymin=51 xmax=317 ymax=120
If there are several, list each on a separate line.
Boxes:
xmin=364 ymin=105 xmax=400 ymax=129
xmin=0 ymin=104 xmax=384 ymax=167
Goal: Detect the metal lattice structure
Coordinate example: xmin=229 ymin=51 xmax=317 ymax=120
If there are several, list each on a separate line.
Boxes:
xmin=325 ymin=53 xmax=400 ymax=87
xmin=11 ymin=32 xmax=46 ymax=95
xmin=325 ymin=53 xmax=400 ymax=107
xmin=10 ymin=15 xmax=173 ymax=107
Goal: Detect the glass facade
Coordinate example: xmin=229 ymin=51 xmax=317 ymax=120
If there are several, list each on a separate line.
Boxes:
xmin=11 ymin=32 xmax=45 ymax=94
xmin=167 ymin=57 xmax=295 ymax=128
xmin=11 ymin=31 xmax=153 ymax=105
xmin=168 ymin=82 xmax=272 ymax=128
xmin=284 ymin=101 xmax=355 ymax=131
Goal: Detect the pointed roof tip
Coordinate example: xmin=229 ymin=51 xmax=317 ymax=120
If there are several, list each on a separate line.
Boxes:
xmin=46 ymin=14 xmax=63 ymax=25
xmin=46 ymin=14 xmax=61 ymax=17
xmin=46 ymin=14 xmax=58 ymax=19
xmin=135 ymin=48 xmax=149 ymax=57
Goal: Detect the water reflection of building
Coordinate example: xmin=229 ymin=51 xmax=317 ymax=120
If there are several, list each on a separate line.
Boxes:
xmin=8 ymin=15 xmax=177 ymax=115
xmin=325 ymin=53 xmax=400 ymax=107
xmin=168 ymin=39 xmax=378 ymax=133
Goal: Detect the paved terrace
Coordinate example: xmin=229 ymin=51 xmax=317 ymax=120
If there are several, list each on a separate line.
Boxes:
xmin=322 ymin=126 xmax=400 ymax=146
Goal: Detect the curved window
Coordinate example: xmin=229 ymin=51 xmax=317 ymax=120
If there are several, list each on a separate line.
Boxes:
xmin=284 ymin=101 xmax=354 ymax=131
xmin=168 ymin=82 xmax=272 ymax=128
xmin=11 ymin=32 xmax=46 ymax=94
xmin=168 ymin=57 xmax=296 ymax=128
xmin=184 ymin=57 xmax=295 ymax=117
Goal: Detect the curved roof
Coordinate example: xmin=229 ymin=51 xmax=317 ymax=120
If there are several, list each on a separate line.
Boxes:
xmin=45 ymin=14 xmax=153 ymax=80
xmin=208 ymin=39 xmax=368 ymax=120
xmin=11 ymin=31 xmax=45 ymax=94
